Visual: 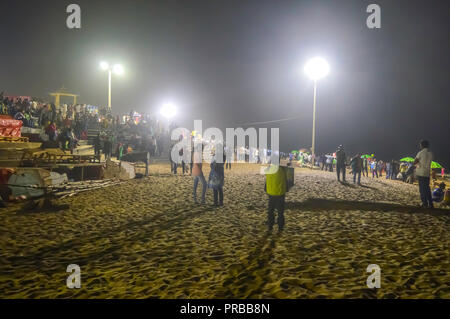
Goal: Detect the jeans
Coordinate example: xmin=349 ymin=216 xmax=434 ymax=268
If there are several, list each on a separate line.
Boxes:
xmin=362 ymin=167 xmax=368 ymax=177
xmin=171 ymin=161 xmax=177 ymax=174
xmin=336 ymin=164 xmax=346 ymax=181
xmin=417 ymin=176 xmax=433 ymax=207
xmin=193 ymin=174 xmax=207 ymax=203
xmin=353 ymin=170 xmax=361 ymax=184
xmin=213 ymin=187 xmax=223 ymax=206
xmin=372 ymin=169 xmax=378 ymax=178
xmin=226 ymin=162 xmax=231 ymax=170
xmin=268 ymin=195 xmax=285 ymax=230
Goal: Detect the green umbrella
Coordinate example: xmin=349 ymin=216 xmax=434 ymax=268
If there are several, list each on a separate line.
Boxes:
xmin=291 ymin=150 xmax=299 ymax=154
xmin=431 ymin=161 xmax=443 ymax=169
xmin=400 ymin=157 xmax=415 ymax=162
xmin=361 ymin=154 xmax=374 ymax=159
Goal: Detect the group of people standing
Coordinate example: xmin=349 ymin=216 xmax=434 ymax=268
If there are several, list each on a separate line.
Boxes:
xmin=329 ymin=141 xmax=437 ymax=209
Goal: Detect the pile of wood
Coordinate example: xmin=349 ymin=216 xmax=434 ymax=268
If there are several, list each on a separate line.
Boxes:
xmin=53 ymin=179 xmax=126 ymax=199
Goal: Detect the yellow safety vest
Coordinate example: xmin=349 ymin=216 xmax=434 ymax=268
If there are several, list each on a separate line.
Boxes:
xmin=265 ymin=165 xmax=287 ymax=196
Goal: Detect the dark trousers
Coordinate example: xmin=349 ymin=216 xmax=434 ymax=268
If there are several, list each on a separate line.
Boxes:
xmin=337 ymin=164 xmax=346 ymax=181
xmin=268 ymin=195 xmax=285 ymax=230
xmin=362 ymin=167 xmax=368 ymax=177
xmin=353 ymin=170 xmax=361 ymax=184
xmin=172 ymin=161 xmax=186 ymax=174
xmin=226 ymin=162 xmax=231 ymax=170
xmin=417 ymin=176 xmax=433 ymax=207
xmin=193 ymin=174 xmax=207 ymax=203
xmin=372 ymin=169 xmax=378 ymax=178
xmin=213 ymin=187 xmax=223 ymax=206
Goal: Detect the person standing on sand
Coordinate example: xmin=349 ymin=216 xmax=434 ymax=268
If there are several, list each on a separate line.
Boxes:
xmin=377 ymin=160 xmax=384 ymax=177
xmin=192 ymin=146 xmax=207 ymax=204
xmin=362 ymin=157 xmax=369 ymax=177
xmin=350 ymin=153 xmax=363 ymax=185
xmin=264 ymin=165 xmax=288 ymax=232
xmin=208 ymin=150 xmax=225 ymax=206
xmin=225 ymin=144 xmax=233 ymax=170
xmin=414 ymin=140 xmax=434 ymax=208
xmin=371 ymin=159 xmax=378 ymax=178
xmin=325 ymin=154 xmax=333 ymax=172
xmin=336 ymin=145 xmax=346 ymax=182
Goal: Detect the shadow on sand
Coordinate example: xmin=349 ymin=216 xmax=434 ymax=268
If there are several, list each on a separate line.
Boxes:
xmin=286 ymin=198 xmax=449 ymax=217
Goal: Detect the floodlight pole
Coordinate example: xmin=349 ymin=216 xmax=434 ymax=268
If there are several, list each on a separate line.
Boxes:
xmin=311 ymin=80 xmax=317 ymax=158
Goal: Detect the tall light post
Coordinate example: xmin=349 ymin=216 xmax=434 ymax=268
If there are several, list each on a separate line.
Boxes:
xmin=304 ymin=57 xmax=329 ymax=158
xmin=160 ymin=102 xmax=177 ymax=133
xmin=100 ymin=61 xmax=124 ymax=110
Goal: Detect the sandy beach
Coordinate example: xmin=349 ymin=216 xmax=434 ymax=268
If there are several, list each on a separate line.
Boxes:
xmin=0 ymin=162 xmax=449 ymax=299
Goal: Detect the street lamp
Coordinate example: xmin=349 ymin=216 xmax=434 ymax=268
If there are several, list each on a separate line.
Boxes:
xmin=160 ymin=102 xmax=177 ymax=135
xmin=100 ymin=61 xmax=124 ymax=110
xmin=160 ymin=102 xmax=177 ymax=120
xmin=304 ymin=57 xmax=329 ymax=158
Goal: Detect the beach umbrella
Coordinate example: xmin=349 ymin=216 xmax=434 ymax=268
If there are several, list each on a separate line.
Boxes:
xmin=291 ymin=150 xmax=299 ymax=154
xmin=400 ymin=157 xmax=415 ymax=162
xmin=431 ymin=161 xmax=443 ymax=169
xmin=361 ymin=154 xmax=373 ymax=159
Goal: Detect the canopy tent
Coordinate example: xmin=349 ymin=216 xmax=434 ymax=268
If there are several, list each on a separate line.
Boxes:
xmin=431 ymin=161 xmax=443 ymax=169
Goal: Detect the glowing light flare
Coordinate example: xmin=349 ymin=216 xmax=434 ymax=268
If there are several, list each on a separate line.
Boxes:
xmin=304 ymin=57 xmax=330 ymax=81
xmin=160 ymin=103 xmax=177 ymax=119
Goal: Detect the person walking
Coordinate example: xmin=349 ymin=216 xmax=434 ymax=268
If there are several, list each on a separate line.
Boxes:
xmin=414 ymin=140 xmax=434 ymax=208
xmin=350 ymin=153 xmax=363 ymax=185
xmin=264 ymin=165 xmax=288 ymax=232
xmin=336 ymin=145 xmax=346 ymax=182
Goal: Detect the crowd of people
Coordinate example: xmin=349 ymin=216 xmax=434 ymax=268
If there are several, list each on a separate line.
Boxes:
xmin=0 ymin=92 xmax=169 ymax=157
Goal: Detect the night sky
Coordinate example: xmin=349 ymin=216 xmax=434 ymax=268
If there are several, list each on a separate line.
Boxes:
xmin=1 ymin=0 xmax=449 ymax=167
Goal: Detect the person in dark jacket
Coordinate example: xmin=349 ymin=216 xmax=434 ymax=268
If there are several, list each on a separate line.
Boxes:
xmin=208 ymin=150 xmax=226 ymax=206
xmin=350 ymin=153 xmax=363 ymax=185
xmin=336 ymin=145 xmax=347 ymax=182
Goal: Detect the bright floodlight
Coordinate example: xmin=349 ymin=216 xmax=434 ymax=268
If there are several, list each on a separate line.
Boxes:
xmin=113 ymin=64 xmax=124 ymax=75
xmin=304 ymin=57 xmax=330 ymax=81
xmin=100 ymin=61 xmax=109 ymax=70
xmin=160 ymin=103 xmax=177 ymax=119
